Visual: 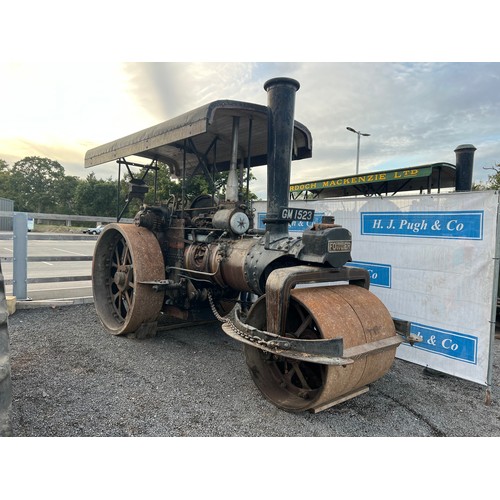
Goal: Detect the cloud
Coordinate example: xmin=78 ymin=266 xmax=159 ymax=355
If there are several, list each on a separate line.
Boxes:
xmin=1 ymin=61 xmax=499 ymax=197
xmin=124 ymin=62 xmax=260 ymax=120
xmin=283 ymin=62 xmax=500 ymax=182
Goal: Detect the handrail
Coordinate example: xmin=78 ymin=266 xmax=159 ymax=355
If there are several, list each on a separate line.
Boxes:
xmin=2 ymin=254 xmax=92 ymax=286
xmin=1 ymin=212 xmax=99 ymax=299
xmin=0 ymin=210 xmax=133 ymax=225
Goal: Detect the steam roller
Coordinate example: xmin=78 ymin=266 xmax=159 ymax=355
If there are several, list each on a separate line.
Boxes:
xmin=85 ymin=77 xmax=413 ymax=413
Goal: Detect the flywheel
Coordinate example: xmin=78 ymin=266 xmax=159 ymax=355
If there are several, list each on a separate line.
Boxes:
xmin=244 ymin=284 xmax=398 ymax=412
xmin=92 ymin=223 xmax=165 ymax=335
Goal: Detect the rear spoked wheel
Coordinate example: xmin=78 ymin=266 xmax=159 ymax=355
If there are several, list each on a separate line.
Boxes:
xmin=92 ymin=223 xmax=165 ymax=335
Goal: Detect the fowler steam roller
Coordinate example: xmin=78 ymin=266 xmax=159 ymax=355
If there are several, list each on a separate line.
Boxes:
xmin=85 ymin=77 xmax=413 ymax=413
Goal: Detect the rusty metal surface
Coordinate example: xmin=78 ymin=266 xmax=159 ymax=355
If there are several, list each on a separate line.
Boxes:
xmin=222 ymin=299 xmax=403 ymax=365
xmin=245 ymin=284 xmax=398 ymax=412
xmin=222 ymin=300 xmax=347 ymax=365
xmin=222 ymin=322 xmax=349 ymax=366
xmin=92 ymin=223 xmax=165 ymax=335
xmin=295 ymin=286 xmax=397 ymax=411
xmin=218 ymin=238 xmax=256 ymax=292
xmin=183 ymin=238 xmax=256 ymax=291
xmin=264 ymin=265 xmax=370 ymax=336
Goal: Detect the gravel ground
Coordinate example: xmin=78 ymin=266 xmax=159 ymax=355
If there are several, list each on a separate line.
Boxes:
xmin=6 ymin=302 xmax=500 ymax=437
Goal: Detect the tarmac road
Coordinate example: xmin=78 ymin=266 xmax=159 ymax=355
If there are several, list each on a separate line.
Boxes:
xmin=0 ymin=233 xmax=94 ymax=300
xmin=6 ymin=302 xmax=500 ymax=437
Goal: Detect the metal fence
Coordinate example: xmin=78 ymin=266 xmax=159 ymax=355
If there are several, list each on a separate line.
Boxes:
xmin=0 ymin=209 xmax=130 ymax=227
xmin=0 ymin=212 xmax=132 ymax=301
xmin=0 ymin=213 xmax=91 ymax=300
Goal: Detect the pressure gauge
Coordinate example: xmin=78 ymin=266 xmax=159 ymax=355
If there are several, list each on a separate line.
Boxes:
xmin=229 ymin=211 xmax=250 ymax=235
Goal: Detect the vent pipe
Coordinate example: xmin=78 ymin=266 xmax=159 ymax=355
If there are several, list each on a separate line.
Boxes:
xmin=455 ymin=144 xmax=476 ymax=191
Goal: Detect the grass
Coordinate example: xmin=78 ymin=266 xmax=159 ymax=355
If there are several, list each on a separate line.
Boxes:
xmin=32 ymin=224 xmax=91 ymax=234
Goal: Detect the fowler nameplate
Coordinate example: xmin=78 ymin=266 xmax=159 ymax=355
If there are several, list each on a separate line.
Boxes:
xmin=328 ymin=240 xmax=351 ymax=252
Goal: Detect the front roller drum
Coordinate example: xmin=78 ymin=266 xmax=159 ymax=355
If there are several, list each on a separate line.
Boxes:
xmin=92 ymin=223 xmax=165 ymax=335
xmin=244 ymin=285 xmax=398 ymax=412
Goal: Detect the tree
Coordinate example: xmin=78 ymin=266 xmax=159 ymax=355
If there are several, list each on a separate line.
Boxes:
xmin=125 ymin=162 xmax=258 ymax=209
xmin=123 ymin=162 xmax=213 ymax=210
xmin=10 ymin=156 xmax=66 ymax=212
xmin=74 ymin=172 xmax=118 ymax=217
xmin=0 ymin=154 xmax=260 ymax=219
xmin=54 ymin=175 xmax=81 ymax=214
xmin=474 ymin=163 xmax=500 ymax=190
xmin=0 ymin=160 xmax=11 ymax=200
xmin=213 ymin=169 xmax=258 ymax=203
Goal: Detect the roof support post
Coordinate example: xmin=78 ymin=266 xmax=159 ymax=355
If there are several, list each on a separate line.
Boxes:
xmin=226 ymin=116 xmax=240 ymax=203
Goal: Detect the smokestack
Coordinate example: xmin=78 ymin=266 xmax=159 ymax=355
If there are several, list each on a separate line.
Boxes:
xmin=263 ymin=77 xmax=300 ymax=246
xmin=454 ymin=144 xmax=476 ymax=191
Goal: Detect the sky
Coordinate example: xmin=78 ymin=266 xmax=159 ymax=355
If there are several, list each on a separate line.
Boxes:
xmin=1 ymin=0 xmax=496 ymax=481
xmin=1 ymin=4 xmax=499 ymax=201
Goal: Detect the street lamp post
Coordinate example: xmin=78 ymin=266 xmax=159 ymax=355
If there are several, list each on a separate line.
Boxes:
xmin=347 ymin=127 xmax=370 ymax=175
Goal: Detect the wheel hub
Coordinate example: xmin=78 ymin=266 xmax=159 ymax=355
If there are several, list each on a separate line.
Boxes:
xmin=113 ymin=267 xmax=130 ymax=291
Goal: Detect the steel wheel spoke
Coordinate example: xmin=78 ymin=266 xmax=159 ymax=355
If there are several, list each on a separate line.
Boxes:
xmin=291 ymin=314 xmax=312 ymax=338
xmin=113 ymin=246 xmax=121 ymax=267
xmin=121 ymin=243 xmax=130 ymax=266
xmin=244 ymin=295 xmax=324 ymax=409
xmin=289 ymin=362 xmax=312 ymax=390
xmin=124 ymin=290 xmax=133 ymax=308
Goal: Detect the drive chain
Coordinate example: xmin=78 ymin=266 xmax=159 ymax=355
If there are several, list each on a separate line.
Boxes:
xmin=207 ymin=292 xmax=272 ymax=348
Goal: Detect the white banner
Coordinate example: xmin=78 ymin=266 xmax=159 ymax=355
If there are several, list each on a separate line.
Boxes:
xmin=252 ymin=191 xmax=499 ymax=386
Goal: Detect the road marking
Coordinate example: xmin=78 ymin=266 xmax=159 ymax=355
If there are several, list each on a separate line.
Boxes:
xmin=42 ymin=262 xmax=54 ymax=266
xmin=3 ymin=247 xmax=12 ymax=252
xmin=53 ymin=247 xmax=88 ymax=256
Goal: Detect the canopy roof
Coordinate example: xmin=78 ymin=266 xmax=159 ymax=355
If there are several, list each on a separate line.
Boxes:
xmin=289 ymin=163 xmax=457 ymax=199
xmin=85 ymin=99 xmax=312 ymax=178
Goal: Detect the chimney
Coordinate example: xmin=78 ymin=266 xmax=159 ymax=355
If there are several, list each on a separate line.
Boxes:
xmin=263 ymin=77 xmax=300 ymax=246
xmin=454 ymin=144 xmax=476 ymax=191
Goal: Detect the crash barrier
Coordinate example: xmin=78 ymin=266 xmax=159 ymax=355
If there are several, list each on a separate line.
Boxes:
xmin=0 ymin=212 xmax=132 ymax=301
xmin=253 ymin=190 xmax=499 ymax=396
xmin=0 ymin=213 xmax=92 ymax=301
xmin=0 ymin=257 xmax=13 ymax=436
xmin=0 ymin=209 xmax=125 ymax=229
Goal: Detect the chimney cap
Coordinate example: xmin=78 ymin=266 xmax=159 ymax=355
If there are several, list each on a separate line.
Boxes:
xmin=454 ymin=144 xmax=476 ymax=152
xmin=264 ymin=77 xmax=300 ymax=92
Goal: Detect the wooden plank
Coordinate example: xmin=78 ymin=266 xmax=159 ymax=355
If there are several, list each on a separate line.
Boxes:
xmin=343 ymin=336 xmax=402 ymax=359
xmin=310 ymin=387 xmax=369 ymax=414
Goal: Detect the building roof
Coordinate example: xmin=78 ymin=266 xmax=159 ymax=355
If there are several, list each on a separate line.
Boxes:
xmin=289 ymin=163 xmax=457 ymax=199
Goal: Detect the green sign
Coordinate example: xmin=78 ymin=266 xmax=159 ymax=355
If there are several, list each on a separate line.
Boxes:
xmin=289 ymin=166 xmax=433 ymax=193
